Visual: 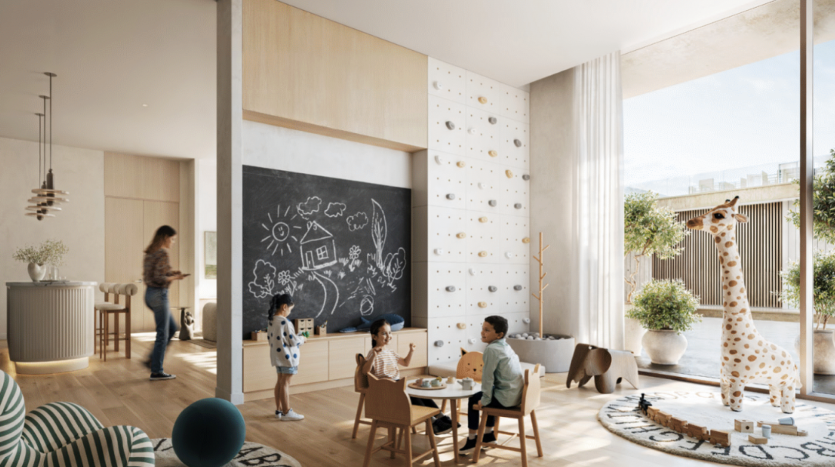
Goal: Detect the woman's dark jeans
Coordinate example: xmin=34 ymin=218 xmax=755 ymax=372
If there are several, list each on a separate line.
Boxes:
xmin=145 ymin=287 xmax=178 ymax=374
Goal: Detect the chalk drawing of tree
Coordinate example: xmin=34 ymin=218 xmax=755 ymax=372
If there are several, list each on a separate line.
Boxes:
xmin=248 ymin=259 xmax=276 ymax=298
xmin=371 ymin=199 xmax=387 ymax=270
xmin=384 ymin=247 xmax=407 ymax=289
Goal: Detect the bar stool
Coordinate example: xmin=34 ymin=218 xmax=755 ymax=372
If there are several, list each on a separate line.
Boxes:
xmin=93 ymin=283 xmax=114 ymax=354
xmin=97 ymin=283 xmax=137 ymax=360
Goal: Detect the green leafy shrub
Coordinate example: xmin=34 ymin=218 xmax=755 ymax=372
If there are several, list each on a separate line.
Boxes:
xmin=780 ymin=251 xmax=835 ymax=330
xmin=624 ymin=191 xmax=689 ymax=303
xmin=788 ymin=149 xmax=835 ymax=243
xmin=626 ymin=279 xmax=702 ymax=333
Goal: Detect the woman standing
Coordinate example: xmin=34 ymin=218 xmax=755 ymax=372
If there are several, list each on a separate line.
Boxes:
xmin=143 ymin=225 xmax=188 ymax=381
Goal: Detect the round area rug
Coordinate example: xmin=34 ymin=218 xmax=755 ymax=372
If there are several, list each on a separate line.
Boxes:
xmin=151 ymin=439 xmax=302 ymax=467
xmin=598 ymin=392 xmax=835 ymax=467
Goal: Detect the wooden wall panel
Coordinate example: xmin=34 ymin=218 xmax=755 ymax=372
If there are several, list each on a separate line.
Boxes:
xmin=105 ymin=153 xmax=180 ymax=202
xmin=242 ymin=0 xmax=428 ymax=151
xmin=653 ymin=202 xmax=782 ymax=309
xmin=105 ymin=198 xmax=146 ymax=334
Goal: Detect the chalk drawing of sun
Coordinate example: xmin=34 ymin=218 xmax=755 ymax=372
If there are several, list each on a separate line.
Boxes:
xmin=261 ymin=204 xmax=302 ymax=256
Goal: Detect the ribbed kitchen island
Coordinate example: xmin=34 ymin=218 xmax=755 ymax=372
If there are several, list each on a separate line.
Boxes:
xmin=7 ymin=281 xmax=96 ymax=374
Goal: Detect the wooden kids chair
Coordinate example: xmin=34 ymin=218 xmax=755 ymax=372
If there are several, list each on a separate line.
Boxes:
xmin=441 ymin=348 xmax=484 ymax=414
xmin=352 ymin=353 xmax=372 ymax=439
xmin=362 ymin=374 xmax=441 ymax=467
xmin=472 ymin=364 xmax=543 ymax=467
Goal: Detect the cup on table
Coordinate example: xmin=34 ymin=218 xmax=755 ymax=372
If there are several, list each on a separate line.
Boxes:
xmin=421 ymin=379 xmax=431 ymax=388
xmin=431 ymin=379 xmax=441 ymax=387
xmin=447 ymin=376 xmax=455 ymax=384
xmin=416 ymin=378 xmax=424 ymax=386
xmin=761 ymin=425 xmax=771 ymax=438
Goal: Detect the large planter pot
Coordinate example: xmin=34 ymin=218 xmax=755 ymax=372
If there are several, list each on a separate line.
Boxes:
xmin=27 ymin=263 xmax=45 ymax=282
xmin=795 ymin=330 xmax=835 ymax=375
xmin=624 ymin=306 xmax=646 ymax=356
xmin=642 ymin=330 xmax=687 ymax=365
xmin=507 ymin=334 xmax=575 ymax=373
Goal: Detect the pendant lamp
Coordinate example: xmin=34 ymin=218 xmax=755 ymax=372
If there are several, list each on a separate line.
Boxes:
xmin=26 ymin=72 xmax=69 ymax=220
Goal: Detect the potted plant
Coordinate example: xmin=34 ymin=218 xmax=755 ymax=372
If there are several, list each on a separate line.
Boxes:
xmin=780 ymin=252 xmax=835 ymax=375
xmin=626 ymin=279 xmax=702 ymax=365
xmin=624 ymin=192 xmax=689 ymax=355
xmin=12 ymin=240 xmax=69 ymax=282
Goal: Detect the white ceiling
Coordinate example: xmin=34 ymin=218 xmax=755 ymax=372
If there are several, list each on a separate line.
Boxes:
xmin=279 ymin=0 xmax=776 ymax=88
xmin=0 ymin=0 xmax=216 ymax=160
xmin=0 ymin=0 xmax=773 ymax=160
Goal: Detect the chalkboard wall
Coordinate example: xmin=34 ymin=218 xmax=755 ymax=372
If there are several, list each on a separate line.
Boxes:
xmin=242 ymin=166 xmax=411 ymax=338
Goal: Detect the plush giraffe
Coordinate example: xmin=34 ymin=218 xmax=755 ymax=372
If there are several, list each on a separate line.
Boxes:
xmin=685 ymin=196 xmax=800 ymax=413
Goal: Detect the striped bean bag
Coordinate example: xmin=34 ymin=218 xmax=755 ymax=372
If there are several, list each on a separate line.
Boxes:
xmin=0 ymin=370 xmax=154 ymax=467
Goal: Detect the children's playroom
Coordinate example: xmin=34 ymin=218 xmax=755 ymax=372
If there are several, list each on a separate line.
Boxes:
xmin=4 ymin=1 xmax=835 ymax=466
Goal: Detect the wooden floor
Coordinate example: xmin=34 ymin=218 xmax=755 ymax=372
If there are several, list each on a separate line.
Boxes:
xmin=6 ymin=335 xmax=835 ymax=467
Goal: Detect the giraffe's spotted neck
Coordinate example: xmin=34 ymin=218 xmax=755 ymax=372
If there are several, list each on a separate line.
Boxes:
xmin=714 ymin=228 xmax=753 ymax=324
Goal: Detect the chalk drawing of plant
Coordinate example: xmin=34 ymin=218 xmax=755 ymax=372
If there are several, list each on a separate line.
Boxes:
xmin=383 ymin=247 xmax=406 ymax=289
xmin=248 ymin=259 xmax=276 ymax=299
xmin=348 ymin=245 xmax=362 ymax=271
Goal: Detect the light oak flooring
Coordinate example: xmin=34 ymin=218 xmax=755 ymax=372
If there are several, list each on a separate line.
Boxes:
xmin=6 ymin=335 xmax=835 ymax=467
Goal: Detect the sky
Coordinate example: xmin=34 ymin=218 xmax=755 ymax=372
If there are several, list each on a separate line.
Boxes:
xmin=624 ymin=40 xmax=835 ymax=188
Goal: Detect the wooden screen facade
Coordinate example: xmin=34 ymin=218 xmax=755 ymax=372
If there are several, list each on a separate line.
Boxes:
xmin=652 ymin=202 xmax=782 ymax=308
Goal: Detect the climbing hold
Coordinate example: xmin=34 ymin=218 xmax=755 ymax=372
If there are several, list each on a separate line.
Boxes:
xmin=488 ymin=286 xmax=497 ymax=292
xmin=506 ymin=170 xmax=513 ymax=178
xmin=478 ymin=302 xmax=487 ymax=308
xmin=522 ymin=174 xmax=530 ymax=181
xmin=505 ymin=252 xmax=513 ymax=259
xmin=477 ymin=182 xmax=485 ymax=189
xmin=488 ymin=116 xmax=497 ymax=124
xmin=488 ymin=150 xmax=498 ymax=158
xmin=434 ymin=154 xmax=443 ymax=165
xmin=457 ymin=323 xmax=466 ymax=330
xmin=514 ymin=203 xmax=522 ymax=209
xmin=514 ymin=138 xmax=522 ymax=147
xmin=456 ymin=161 xmax=466 ymax=168
xmin=523 ymin=318 xmax=531 ymax=324
xmin=488 ymin=200 xmax=497 ymax=207
xmin=522 ymin=237 xmax=531 ymax=244
xmin=433 ymin=81 xmax=444 ymax=90
xmin=478 ymin=251 xmax=488 ymax=257
xmin=446 ymin=193 xmax=456 ymax=200
xmin=514 ymin=285 xmax=523 ymax=291
xmin=434 ymin=340 xmax=444 ymax=347
xmin=446 ymin=286 xmax=456 ymax=292
xmin=434 ymin=248 xmax=444 ymax=256
xmin=478 ymin=96 xmax=488 ymax=104
xmin=479 ymin=217 xmax=488 ymax=223
xmin=445 ymin=121 xmax=455 ymax=130
xmin=456 ymin=232 xmax=466 ymax=239
xmin=468 ymin=128 xmax=477 ymax=135
xmin=468 ymin=268 xmax=476 ymax=276
xmin=468 ymin=338 xmax=477 ymax=344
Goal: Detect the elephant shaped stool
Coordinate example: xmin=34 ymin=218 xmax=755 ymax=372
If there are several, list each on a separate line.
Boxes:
xmin=566 ymin=343 xmax=639 ymax=394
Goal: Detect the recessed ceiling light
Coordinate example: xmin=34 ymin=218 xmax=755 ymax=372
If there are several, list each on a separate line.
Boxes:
xmin=142 ymin=104 xmax=148 ymax=107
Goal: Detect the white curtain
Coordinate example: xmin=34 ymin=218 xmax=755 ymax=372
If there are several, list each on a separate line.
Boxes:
xmin=572 ymin=51 xmax=625 ymax=349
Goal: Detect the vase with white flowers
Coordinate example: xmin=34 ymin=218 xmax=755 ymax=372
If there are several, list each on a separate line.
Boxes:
xmin=12 ymin=240 xmax=69 ymax=282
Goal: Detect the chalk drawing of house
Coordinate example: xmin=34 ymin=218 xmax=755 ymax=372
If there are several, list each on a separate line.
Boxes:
xmin=300 ymin=221 xmax=337 ymax=270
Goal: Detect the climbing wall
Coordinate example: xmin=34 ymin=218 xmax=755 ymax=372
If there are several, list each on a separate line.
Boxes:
xmin=413 ymin=57 xmax=531 ymax=364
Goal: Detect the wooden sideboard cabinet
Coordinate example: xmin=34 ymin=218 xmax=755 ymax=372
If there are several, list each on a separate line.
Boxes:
xmin=242 ymin=327 xmax=427 ymax=401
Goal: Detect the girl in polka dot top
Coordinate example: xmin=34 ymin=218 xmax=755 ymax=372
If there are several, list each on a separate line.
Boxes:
xmin=267 ymin=293 xmax=306 ymax=421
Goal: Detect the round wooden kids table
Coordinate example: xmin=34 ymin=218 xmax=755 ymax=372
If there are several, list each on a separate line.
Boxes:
xmin=406 ymin=378 xmax=482 ymax=464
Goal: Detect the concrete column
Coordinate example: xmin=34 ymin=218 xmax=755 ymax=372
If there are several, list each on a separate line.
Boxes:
xmin=216 ymin=0 xmax=244 ymax=405
xmin=529 ymin=69 xmax=578 ymax=338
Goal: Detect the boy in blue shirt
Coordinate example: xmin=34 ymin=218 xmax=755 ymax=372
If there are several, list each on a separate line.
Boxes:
xmin=459 ymin=315 xmax=524 ymax=454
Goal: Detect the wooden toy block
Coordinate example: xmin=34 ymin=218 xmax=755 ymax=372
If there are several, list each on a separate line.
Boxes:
xmin=251 ymin=331 xmax=268 ymax=342
xmin=757 ymin=423 xmax=807 ymax=436
xmin=646 ymin=406 xmax=660 ymax=418
xmin=294 ymin=318 xmax=314 ymax=336
xmin=734 ymin=419 xmax=754 ymax=433
xmin=685 ymin=424 xmax=708 ymax=441
xmin=670 ymin=417 xmax=688 ymax=433
xmin=748 ymin=435 xmax=768 ymax=445
xmin=656 ymin=412 xmax=672 ymax=427
xmin=709 ymin=430 xmax=731 ymax=448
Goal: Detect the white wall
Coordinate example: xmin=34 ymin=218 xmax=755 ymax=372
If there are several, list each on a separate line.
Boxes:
xmin=0 ymin=136 xmax=105 ymax=338
xmin=242 ymin=121 xmax=411 ymax=188
xmin=197 ymin=157 xmax=218 ymax=299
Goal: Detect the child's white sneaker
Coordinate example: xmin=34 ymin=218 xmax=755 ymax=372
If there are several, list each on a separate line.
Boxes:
xmin=281 ymin=409 xmax=304 ymax=421
xmin=275 ymin=410 xmax=282 ymax=420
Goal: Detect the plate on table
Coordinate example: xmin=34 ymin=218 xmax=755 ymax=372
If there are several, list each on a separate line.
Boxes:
xmin=408 ymin=381 xmax=447 ymax=390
